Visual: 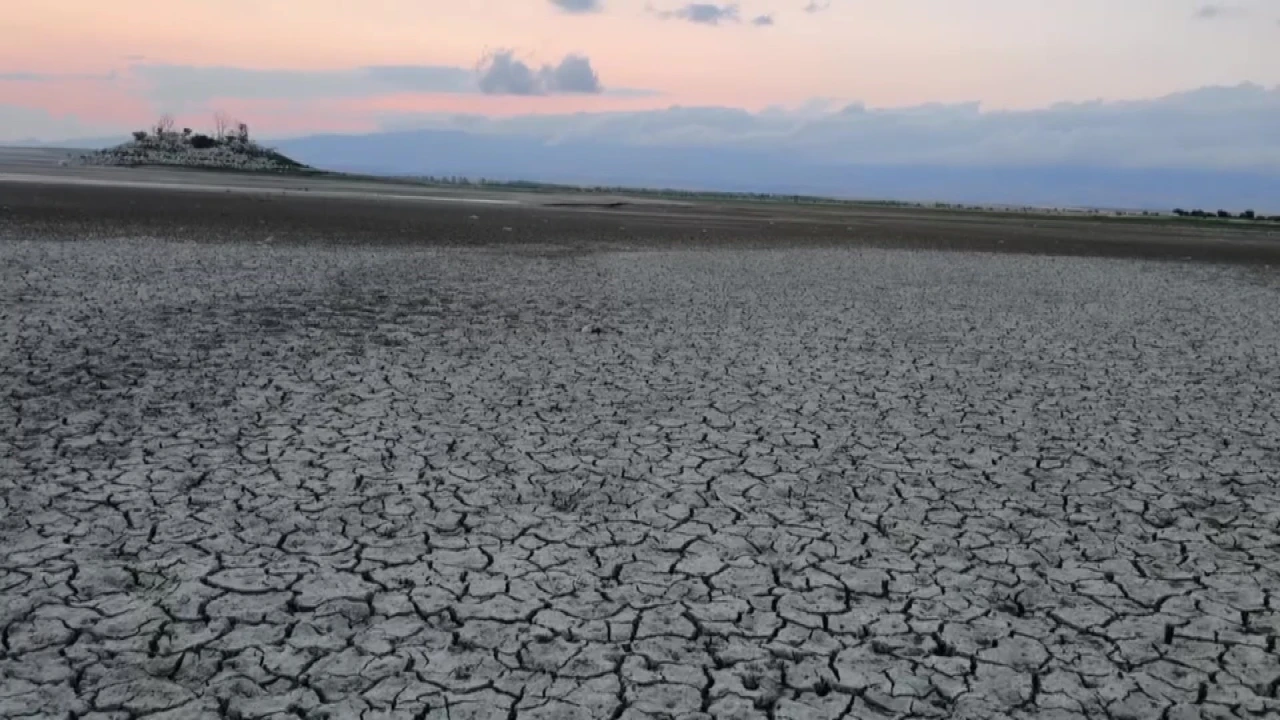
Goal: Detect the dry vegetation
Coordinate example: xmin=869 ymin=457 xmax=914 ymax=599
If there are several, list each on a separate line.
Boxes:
xmin=78 ymin=113 xmax=306 ymax=172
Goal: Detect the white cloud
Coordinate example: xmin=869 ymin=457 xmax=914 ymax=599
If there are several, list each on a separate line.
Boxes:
xmin=655 ymin=3 xmax=740 ymax=25
xmin=545 ymin=55 xmax=603 ymax=93
xmin=550 ymin=0 xmax=603 ymax=12
xmin=475 ymin=51 xmax=603 ymax=95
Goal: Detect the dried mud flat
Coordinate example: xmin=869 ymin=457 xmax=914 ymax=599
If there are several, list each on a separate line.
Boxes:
xmin=3 ymin=184 xmax=1280 ymax=720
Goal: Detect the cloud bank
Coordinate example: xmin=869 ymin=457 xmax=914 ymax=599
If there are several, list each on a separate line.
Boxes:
xmin=7 ymin=82 xmax=1278 ymax=210
xmin=7 ymin=66 xmax=1277 ymax=175
xmin=373 ymin=83 xmax=1280 ymax=172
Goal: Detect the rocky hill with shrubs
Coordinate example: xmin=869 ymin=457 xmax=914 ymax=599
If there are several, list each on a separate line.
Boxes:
xmin=77 ymin=117 xmax=307 ymax=173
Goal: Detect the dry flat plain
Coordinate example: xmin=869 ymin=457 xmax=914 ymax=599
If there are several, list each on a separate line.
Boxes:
xmin=3 ymin=164 xmax=1280 ymax=720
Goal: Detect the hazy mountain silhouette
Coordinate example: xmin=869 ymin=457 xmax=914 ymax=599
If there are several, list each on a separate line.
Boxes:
xmin=276 ymin=129 xmax=1280 ymax=211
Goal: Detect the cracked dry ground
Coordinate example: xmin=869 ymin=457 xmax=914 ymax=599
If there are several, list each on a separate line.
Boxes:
xmin=3 ymin=238 xmax=1280 ymax=720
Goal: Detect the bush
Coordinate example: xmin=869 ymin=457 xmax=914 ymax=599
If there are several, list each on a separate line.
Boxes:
xmin=132 ymin=130 xmax=148 ymax=142
xmin=189 ymin=134 xmax=217 ymax=149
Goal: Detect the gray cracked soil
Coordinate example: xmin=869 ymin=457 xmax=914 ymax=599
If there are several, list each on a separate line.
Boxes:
xmin=3 ymin=191 xmax=1280 ymax=719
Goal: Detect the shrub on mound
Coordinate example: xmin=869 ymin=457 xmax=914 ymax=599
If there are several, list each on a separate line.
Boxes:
xmin=78 ymin=117 xmax=307 ymax=173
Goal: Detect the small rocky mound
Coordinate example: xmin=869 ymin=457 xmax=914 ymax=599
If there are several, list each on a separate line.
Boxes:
xmin=78 ymin=127 xmax=306 ymax=173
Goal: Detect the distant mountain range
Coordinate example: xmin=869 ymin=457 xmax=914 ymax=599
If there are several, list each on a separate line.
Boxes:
xmin=274 ymin=130 xmax=1280 ymax=212
xmin=19 ymin=129 xmax=1279 ymax=212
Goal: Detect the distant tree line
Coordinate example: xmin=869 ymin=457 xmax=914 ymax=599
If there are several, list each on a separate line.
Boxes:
xmin=394 ymin=174 xmax=1280 ymax=220
xmin=410 ymin=175 xmax=1280 ymax=220
xmin=407 ymin=175 xmax=856 ymax=205
xmin=1173 ymin=208 xmax=1280 ymax=222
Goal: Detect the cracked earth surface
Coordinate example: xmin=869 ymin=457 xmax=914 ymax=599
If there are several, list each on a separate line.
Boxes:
xmin=3 ymin=237 xmax=1280 ymax=720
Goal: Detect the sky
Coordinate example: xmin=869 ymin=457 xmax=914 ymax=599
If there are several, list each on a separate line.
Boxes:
xmin=3 ymin=0 xmax=1280 ymax=143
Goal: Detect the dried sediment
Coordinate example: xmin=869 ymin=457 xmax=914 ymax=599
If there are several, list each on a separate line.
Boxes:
xmin=2 ymin=225 xmax=1280 ymax=719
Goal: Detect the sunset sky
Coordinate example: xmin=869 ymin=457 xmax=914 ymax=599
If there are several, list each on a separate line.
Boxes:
xmin=3 ymin=0 xmax=1280 ymax=140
